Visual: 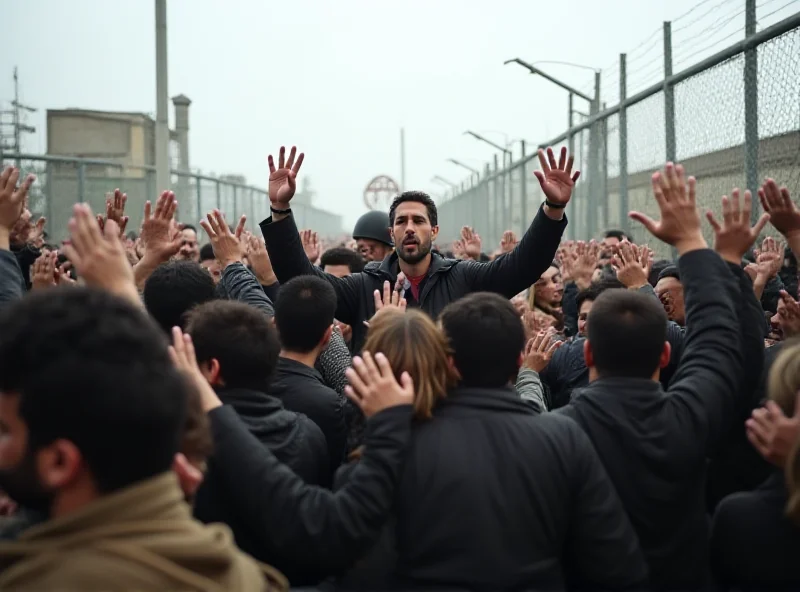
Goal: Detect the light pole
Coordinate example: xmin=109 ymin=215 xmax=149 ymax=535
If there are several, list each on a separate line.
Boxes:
xmin=432 ymin=175 xmax=458 ymax=189
xmin=504 ymin=57 xmax=601 ymax=239
xmin=155 ymin=0 xmax=170 ymax=193
xmin=447 ymin=158 xmax=479 ymax=174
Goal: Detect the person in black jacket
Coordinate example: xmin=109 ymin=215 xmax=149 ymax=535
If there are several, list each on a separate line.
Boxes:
xmin=359 ymin=291 xmax=647 ymax=590
xmin=259 ymin=145 xmax=578 ymax=353
xmin=272 ymin=275 xmax=348 ymax=475
xmin=710 ymin=340 xmax=800 ymax=592
xmin=555 ymin=164 xmax=765 ymax=590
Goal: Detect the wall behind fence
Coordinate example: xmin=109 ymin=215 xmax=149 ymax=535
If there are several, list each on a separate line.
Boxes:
xmin=0 ymin=154 xmax=344 ymax=242
xmin=438 ymin=10 xmax=800 ymax=259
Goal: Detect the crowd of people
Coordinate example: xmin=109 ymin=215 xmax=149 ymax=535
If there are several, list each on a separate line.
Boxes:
xmin=0 ymin=143 xmax=799 ymax=591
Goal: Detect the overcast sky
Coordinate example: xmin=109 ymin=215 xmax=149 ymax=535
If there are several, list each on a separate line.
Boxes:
xmin=3 ymin=0 xmax=798 ymax=228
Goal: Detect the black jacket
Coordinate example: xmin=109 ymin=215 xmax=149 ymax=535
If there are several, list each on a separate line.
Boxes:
xmin=260 ymin=205 xmax=567 ymax=352
xmin=710 ymin=471 xmax=800 ymax=591
xmin=194 ymin=387 xmax=330 ymax=571
xmin=555 ymin=249 xmax=746 ymax=591
xmin=270 ymin=357 xmax=348 ymax=476
xmin=204 ymin=404 xmax=412 ymax=587
xmin=338 ymin=386 xmax=648 ymax=591
xmin=0 ymin=249 xmax=24 ymax=309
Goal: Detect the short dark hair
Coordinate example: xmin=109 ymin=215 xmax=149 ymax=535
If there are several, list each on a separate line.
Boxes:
xmin=604 ymin=229 xmax=629 ymax=242
xmin=649 ymin=259 xmax=673 ymax=287
xmin=320 ymin=247 xmax=365 ymax=274
xmin=199 ymin=243 xmax=215 ymax=262
xmin=181 ymin=224 xmax=197 ymax=234
xmin=186 ymin=300 xmax=281 ymax=392
xmin=586 ymin=289 xmax=668 ymax=379
xmin=439 ymin=292 xmax=525 ymax=388
xmin=274 ymin=276 xmax=337 ymax=353
xmin=389 ymin=191 xmax=438 ymax=226
xmin=0 ymin=287 xmax=187 ymax=493
xmin=657 ymin=265 xmax=680 ymax=283
xmin=143 ymin=261 xmax=217 ymax=333
xmin=575 ymin=277 xmax=626 ymax=311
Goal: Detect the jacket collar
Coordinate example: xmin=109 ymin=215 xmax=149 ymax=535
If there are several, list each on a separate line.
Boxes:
xmin=215 ymin=386 xmax=285 ymax=417
xmin=365 ymin=250 xmax=457 ymax=281
xmin=435 ymin=385 xmax=538 ymax=416
xmin=276 ymin=356 xmax=324 ymax=382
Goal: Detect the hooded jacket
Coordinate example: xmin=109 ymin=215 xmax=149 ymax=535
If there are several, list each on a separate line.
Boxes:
xmin=260 ymin=204 xmax=567 ymax=352
xmin=0 ymin=472 xmax=286 ymax=591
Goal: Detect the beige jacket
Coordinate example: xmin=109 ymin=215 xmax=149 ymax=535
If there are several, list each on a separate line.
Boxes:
xmin=0 ymin=472 xmax=287 ymax=591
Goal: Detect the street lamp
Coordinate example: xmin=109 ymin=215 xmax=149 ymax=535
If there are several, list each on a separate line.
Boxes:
xmin=463 ymin=130 xmax=512 ymax=158
xmin=447 ymin=158 xmax=479 ymax=174
xmin=431 ymin=175 xmax=458 ymax=189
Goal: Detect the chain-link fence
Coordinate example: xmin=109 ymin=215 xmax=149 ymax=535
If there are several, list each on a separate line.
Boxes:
xmin=438 ymin=6 xmax=800 ymax=259
xmin=0 ymin=153 xmax=344 ymax=242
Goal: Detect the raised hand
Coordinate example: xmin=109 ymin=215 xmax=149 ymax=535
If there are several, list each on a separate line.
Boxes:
xmin=500 ymin=230 xmax=519 ymax=254
xmin=451 ymin=239 xmax=466 ymax=260
xmin=571 ymin=240 xmax=600 ymax=289
xmin=746 ymin=391 xmax=800 ymax=467
xmin=460 ymin=226 xmax=482 ymax=260
xmin=630 ymin=162 xmax=706 ymax=254
xmin=0 ymin=166 xmax=35 ymax=236
xmin=344 ymin=351 xmax=415 ymax=417
xmin=612 ymin=241 xmax=649 ymax=289
xmin=31 ymin=250 xmax=58 ymax=290
xmin=300 ymin=229 xmax=320 ymax=263
xmin=62 ymin=203 xmax=140 ymax=306
xmin=759 ymin=180 xmax=800 ymax=239
xmin=246 ymin=233 xmax=277 ymax=285
xmin=534 ymin=146 xmax=580 ymax=207
xmin=372 ymin=280 xmax=407 ymax=316
xmin=199 ymin=210 xmax=247 ymax=269
xmin=706 ymin=188 xmax=770 ymax=264
xmin=754 ymin=236 xmax=783 ymax=280
xmin=97 ymin=189 xmax=129 ymax=236
xmin=140 ymin=190 xmax=182 ymax=263
xmin=268 ymin=145 xmax=305 ymax=207
xmin=28 ymin=216 xmax=46 ymax=249
xmin=168 ymin=327 xmax=222 ymax=413
xmin=523 ymin=329 xmax=562 ymax=373
xmin=778 ymin=290 xmax=800 ymax=338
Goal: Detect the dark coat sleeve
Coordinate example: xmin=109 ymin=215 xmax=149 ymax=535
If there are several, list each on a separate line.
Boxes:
xmin=562 ymin=281 xmax=579 ymax=337
xmin=260 ymin=214 xmax=365 ymax=326
xmin=561 ymin=417 xmax=650 ymax=590
xmin=0 ymin=250 xmax=25 ymax=307
xmin=455 ymin=205 xmax=567 ymax=297
xmin=262 ymin=281 xmax=280 ymax=304
xmin=665 ymin=249 xmax=744 ymax=456
xmin=219 ymin=262 xmax=275 ymax=316
xmin=205 ymin=403 xmax=412 ymax=572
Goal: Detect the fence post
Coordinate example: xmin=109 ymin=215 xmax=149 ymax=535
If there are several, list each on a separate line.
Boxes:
xmin=601 ymin=102 xmax=609 ymax=231
xmin=233 ymin=185 xmax=238 ymax=216
xmin=587 ymin=70 xmax=602 ymax=238
xmin=493 ymin=154 xmax=500 ymax=248
xmin=195 ymin=174 xmax=202 ymax=224
xmin=215 ymin=180 xmax=222 ymax=210
xmin=619 ymin=53 xmax=629 ymax=234
xmin=520 ymin=141 xmax=528 ymax=235
xmin=744 ymin=0 xmax=759 ymax=224
xmin=663 ymin=20 xmax=678 ymax=258
xmin=77 ymin=162 xmax=86 ymax=204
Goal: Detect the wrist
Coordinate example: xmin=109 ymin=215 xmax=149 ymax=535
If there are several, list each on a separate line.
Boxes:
xmin=0 ymin=227 xmax=9 ymax=251
xmin=542 ymin=204 xmax=565 ymax=221
xmin=626 ymin=282 xmax=648 ymax=290
xmin=675 ymin=235 xmax=708 ymax=256
xmin=221 ymin=257 xmax=243 ymax=270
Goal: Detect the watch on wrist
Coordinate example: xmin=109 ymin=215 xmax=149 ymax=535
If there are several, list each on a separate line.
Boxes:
xmin=270 ymin=205 xmax=292 ymax=215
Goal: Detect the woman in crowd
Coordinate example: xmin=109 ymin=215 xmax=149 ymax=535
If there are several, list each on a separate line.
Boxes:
xmin=525 ymin=262 xmax=564 ymax=332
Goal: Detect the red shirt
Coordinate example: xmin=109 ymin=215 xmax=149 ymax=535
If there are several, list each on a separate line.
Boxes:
xmin=407 ymin=273 xmax=426 ymax=301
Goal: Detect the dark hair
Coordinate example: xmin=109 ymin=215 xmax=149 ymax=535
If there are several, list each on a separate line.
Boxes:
xmin=186 ymin=300 xmax=281 ymax=392
xmin=181 ymin=224 xmax=197 ymax=234
xmin=0 ymin=287 xmax=187 ymax=493
xmin=143 ymin=261 xmax=217 ymax=333
xmin=199 ymin=243 xmax=215 ymax=262
xmin=604 ymin=229 xmax=629 ymax=241
xmin=575 ymin=277 xmax=626 ymax=310
xmin=320 ymin=247 xmax=365 ymax=274
xmin=274 ymin=276 xmax=337 ymax=353
xmin=649 ymin=259 xmax=673 ymax=287
xmin=657 ymin=265 xmax=680 ymax=283
xmin=439 ymin=292 xmax=525 ymax=388
xmin=125 ymin=231 xmax=138 ymax=241
xmin=389 ymin=191 xmax=438 ymax=226
xmin=586 ymin=289 xmax=668 ymax=379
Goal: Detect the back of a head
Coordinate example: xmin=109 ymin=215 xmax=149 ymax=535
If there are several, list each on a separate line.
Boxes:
xmin=364 ymin=309 xmax=457 ymax=418
xmin=186 ymin=300 xmax=281 ymax=392
xmin=274 ymin=275 xmax=337 ymax=353
xmin=0 ymin=287 xmax=187 ymax=494
xmin=439 ymin=292 xmax=525 ymax=388
xmin=586 ymin=289 xmax=668 ymax=379
xmin=144 ymin=260 xmax=217 ymax=333
xmin=320 ymin=247 xmax=365 ymax=274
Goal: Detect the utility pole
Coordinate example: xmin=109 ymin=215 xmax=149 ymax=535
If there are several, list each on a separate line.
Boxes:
xmin=1 ymin=67 xmax=37 ymax=164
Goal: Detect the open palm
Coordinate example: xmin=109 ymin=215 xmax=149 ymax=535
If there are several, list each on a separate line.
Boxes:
xmin=268 ymin=145 xmax=305 ymax=206
xmin=534 ymin=147 xmax=580 ymax=205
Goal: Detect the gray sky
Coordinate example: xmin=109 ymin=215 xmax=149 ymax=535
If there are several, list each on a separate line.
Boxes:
xmin=4 ymin=0 xmax=798 ymax=229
